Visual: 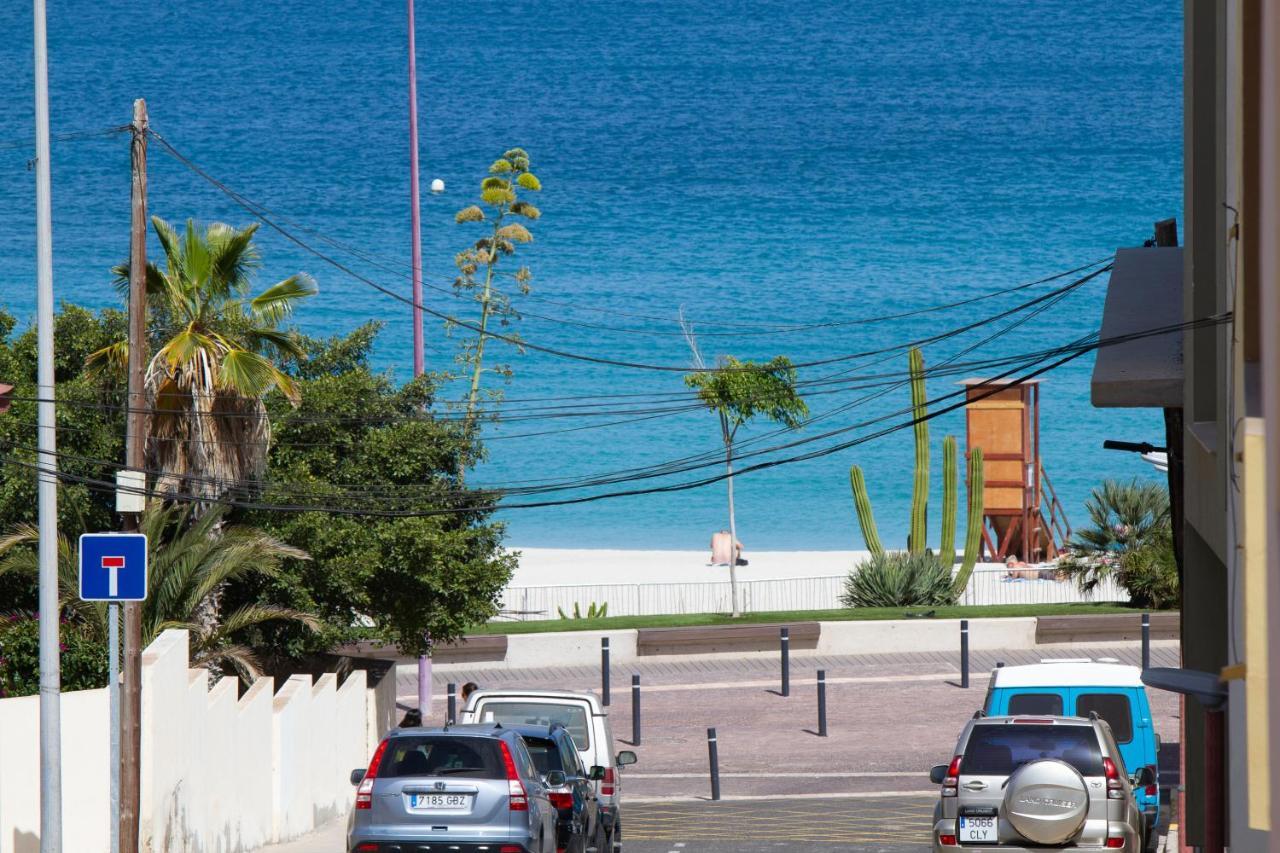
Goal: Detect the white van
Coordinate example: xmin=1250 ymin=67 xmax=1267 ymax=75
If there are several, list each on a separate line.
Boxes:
xmin=461 ymin=689 xmax=637 ymax=850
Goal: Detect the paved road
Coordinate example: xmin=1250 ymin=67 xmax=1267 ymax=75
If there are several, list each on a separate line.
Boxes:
xmin=624 ymin=796 xmax=933 ymax=852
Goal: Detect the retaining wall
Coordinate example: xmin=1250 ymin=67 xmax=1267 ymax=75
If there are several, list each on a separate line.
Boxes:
xmin=0 ymin=629 xmax=369 ymax=853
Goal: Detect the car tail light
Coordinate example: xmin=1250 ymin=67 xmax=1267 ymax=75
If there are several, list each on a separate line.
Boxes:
xmin=355 ymin=739 xmax=389 ymax=810
xmin=1144 ymin=765 xmax=1158 ymax=797
xmin=499 ymin=741 xmax=529 ymax=811
xmin=939 ymin=835 xmax=958 ymax=846
xmin=601 ymin=767 xmax=616 ymax=796
xmin=548 ymin=790 xmax=574 ymax=810
xmin=355 ymin=844 xmax=378 ymax=853
xmin=1103 ymin=757 xmax=1124 ymax=800
xmin=1105 ymin=837 xmax=1125 ymax=848
xmin=500 ymin=847 xmax=524 ymax=853
xmin=1011 ymin=718 xmax=1054 ymax=724
xmin=942 ymin=755 xmax=961 ymax=798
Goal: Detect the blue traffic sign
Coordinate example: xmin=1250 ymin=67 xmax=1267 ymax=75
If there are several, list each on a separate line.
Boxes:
xmin=78 ymin=533 xmax=148 ymax=602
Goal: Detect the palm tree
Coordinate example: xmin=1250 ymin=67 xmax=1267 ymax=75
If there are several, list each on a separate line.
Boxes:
xmin=87 ymin=216 xmax=317 ymax=502
xmin=0 ymin=505 xmax=317 ymax=681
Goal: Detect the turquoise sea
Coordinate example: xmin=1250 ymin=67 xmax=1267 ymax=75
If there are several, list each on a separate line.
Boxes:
xmin=0 ymin=1 xmax=1182 ymax=550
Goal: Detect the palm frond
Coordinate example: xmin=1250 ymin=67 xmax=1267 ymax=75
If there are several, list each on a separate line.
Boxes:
xmin=85 ymin=340 xmax=130 ymax=378
xmin=247 ymin=274 xmax=317 ymax=324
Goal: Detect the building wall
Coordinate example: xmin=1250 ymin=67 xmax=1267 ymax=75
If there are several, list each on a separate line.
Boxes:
xmin=0 ymin=629 xmax=369 ymax=853
xmin=1182 ymin=0 xmax=1276 ymax=847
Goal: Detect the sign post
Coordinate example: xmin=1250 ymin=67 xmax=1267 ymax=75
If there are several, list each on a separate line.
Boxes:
xmin=79 ymin=533 xmax=147 ymax=853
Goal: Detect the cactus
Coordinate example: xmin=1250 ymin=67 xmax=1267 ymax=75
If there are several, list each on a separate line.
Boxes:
xmin=849 ymin=465 xmax=885 ymax=558
xmin=953 ymin=447 xmax=986 ymax=596
xmin=940 ymin=436 xmax=958 ymax=569
xmin=908 ymin=347 xmax=929 ymax=554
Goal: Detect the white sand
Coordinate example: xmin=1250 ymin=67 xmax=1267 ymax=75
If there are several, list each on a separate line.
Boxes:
xmin=506 ymin=547 xmax=871 ymax=586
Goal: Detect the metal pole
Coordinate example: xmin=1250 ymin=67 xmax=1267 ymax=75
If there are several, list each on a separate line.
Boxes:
xmin=960 ymin=619 xmax=970 ymax=689
xmin=446 ymin=682 xmax=456 ymax=725
xmin=780 ymin=627 xmax=790 ymax=697
xmin=417 ymin=654 xmax=431 ymax=717
xmin=631 ymin=675 xmax=641 ymax=746
xmin=406 ymin=0 xmax=425 ymax=376
xmin=32 ymin=2 xmax=62 ymax=847
xmin=706 ymin=728 xmax=720 ymax=801
xmin=120 ymin=99 xmax=148 ymax=853
xmin=108 ymin=605 xmax=119 ymax=853
xmin=601 ymin=638 xmax=611 ymax=707
xmin=1141 ymin=612 xmax=1151 ymax=671
xmin=817 ymin=670 xmax=827 ymax=737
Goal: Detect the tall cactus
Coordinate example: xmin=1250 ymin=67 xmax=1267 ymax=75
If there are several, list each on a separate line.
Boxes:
xmin=908 ymin=347 xmax=929 ymax=554
xmin=939 ymin=436 xmax=958 ymax=568
xmin=849 ymin=465 xmax=884 ymax=558
xmin=953 ymin=447 xmax=986 ymax=597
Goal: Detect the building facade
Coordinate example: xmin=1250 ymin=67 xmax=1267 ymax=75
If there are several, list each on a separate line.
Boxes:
xmin=1092 ymin=2 xmax=1279 ymax=849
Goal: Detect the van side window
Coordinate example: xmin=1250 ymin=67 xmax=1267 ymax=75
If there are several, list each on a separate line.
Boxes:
xmin=1008 ymin=693 xmax=1064 ymax=715
xmin=1076 ymin=693 xmax=1133 ymax=743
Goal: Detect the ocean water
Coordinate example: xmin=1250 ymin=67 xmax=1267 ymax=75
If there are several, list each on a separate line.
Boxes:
xmin=0 ymin=1 xmax=1182 ymax=550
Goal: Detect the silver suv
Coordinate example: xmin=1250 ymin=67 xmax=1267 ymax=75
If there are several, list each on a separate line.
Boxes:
xmin=347 ymin=724 xmax=558 ymax=853
xmin=929 ymin=715 xmax=1153 ymax=852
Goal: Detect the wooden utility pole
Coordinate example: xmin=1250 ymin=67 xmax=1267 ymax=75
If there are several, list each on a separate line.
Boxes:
xmin=120 ymin=97 xmax=148 ymax=853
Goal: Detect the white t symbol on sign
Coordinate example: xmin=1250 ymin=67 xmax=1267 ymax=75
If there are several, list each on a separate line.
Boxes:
xmin=102 ymin=555 xmax=125 ymax=598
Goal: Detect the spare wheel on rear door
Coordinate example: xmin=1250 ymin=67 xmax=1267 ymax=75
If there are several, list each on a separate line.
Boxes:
xmin=1002 ymin=759 xmax=1090 ymax=845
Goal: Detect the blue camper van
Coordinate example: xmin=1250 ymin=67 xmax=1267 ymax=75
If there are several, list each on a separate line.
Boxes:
xmin=983 ymin=660 xmax=1161 ymax=851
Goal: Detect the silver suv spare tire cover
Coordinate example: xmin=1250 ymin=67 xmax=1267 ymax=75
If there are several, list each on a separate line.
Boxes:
xmin=1002 ymin=759 xmax=1090 ymax=845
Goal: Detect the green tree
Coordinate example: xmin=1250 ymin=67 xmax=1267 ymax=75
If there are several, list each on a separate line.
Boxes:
xmin=451 ymin=148 xmax=542 ymax=429
xmin=0 ymin=306 xmax=127 ymax=611
xmin=237 ymin=323 xmax=516 ymax=661
xmin=685 ymin=354 xmax=807 ymax=617
xmin=87 ymin=216 xmax=317 ymax=503
xmin=0 ymin=504 xmax=316 ymax=682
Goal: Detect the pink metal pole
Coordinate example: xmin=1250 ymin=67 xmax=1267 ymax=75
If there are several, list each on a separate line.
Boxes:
xmin=407 ymin=0 xmax=425 ymax=378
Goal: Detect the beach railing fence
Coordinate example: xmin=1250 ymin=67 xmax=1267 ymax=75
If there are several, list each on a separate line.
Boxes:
xmin=500 ymin=566 xmax=1128 ymax=621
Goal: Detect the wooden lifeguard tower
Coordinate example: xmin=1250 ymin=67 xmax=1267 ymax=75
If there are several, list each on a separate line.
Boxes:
xmin=961 ymin=378 xmax=1071 ymax=562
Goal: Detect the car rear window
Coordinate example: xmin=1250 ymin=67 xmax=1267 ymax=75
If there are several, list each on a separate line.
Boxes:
xmin=380 ymin=736 xmax=503 ymax=779
xmin=1076 ymin=693 xmax=1133 ymax=744
xmin=478 ymin=702 xmax=591 ymax=749
xmin=1007 ymin=693 xmax=1064 ymax=716
xmin=522 ymin=736 xmax=565 ymax=775
xmin=963 ymin=725 xmax=1104 ymax=777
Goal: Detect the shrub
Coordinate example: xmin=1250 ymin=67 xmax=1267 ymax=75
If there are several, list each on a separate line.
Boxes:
xmin=841 ymin=551 xmax=957 ymax=608
xmin=1059 ymin=479 xmax=1180 ymax=609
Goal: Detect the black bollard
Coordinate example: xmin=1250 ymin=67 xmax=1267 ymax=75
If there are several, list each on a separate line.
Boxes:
xmin=960 ymin=619 xmax=970 ymax=689
xmin=780 ymin=627 xmax=791 ymax=697
xmin=707 ymin=727 xmax=721 ymax=801
xmin=601 ymin=637 xmax=611 ymax=707
xmin=446 ymin=682 xmax=457 ymax=725
xmin=1141 ymin=612 xmax=1150 ymax=671
xmin=817 ymin=670 xmax=828 ymax=737
xmin=632 ymin=675 xmax=641 ymax=746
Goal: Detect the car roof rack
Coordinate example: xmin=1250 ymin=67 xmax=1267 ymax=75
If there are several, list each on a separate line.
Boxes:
xmin=972 ymin=709 xmax=985 ymax=719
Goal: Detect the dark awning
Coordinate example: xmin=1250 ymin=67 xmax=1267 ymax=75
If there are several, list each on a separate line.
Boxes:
xmin=1090 ymin=247 xmax=1183 ymax=408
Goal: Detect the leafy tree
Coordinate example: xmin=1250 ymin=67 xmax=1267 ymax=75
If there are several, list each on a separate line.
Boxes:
xmin=1058 ymin=479 xmax=1179 ymax=609
xmin=0 ymin=306 xmax=126 ymax=611
xmin=684 ymin=353 xmax=807 ymax=616
xmin=0 ymin=503 xmax=316 ymax=681
xmin=451 ymin=148 xmax=542 ymax=429
xmin=87 ymin=216 xmax=317 ymax=503
xmin=235 ymin=323 xmax=516 ymax=662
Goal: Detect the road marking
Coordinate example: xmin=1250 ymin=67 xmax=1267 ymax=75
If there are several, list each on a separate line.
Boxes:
xmin=627 ymin=790 xmax=938 ymax=803
xmin=628 ymin=771 xmax=924 ymax=778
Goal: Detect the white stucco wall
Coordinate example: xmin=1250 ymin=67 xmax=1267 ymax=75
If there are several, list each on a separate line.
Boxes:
xmin=0 ymin=629 xmax=368 ymax=853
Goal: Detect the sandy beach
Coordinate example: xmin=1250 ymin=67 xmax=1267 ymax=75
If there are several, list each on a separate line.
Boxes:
xmin=508 ymin=547 xmax=870 ymax=586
